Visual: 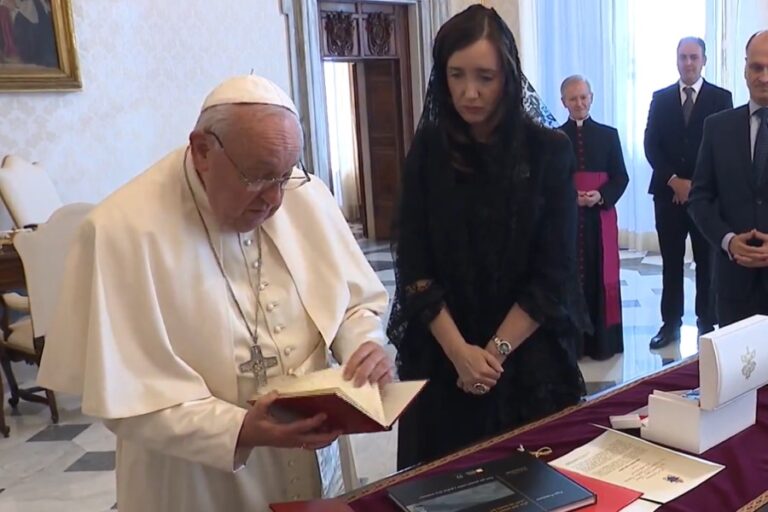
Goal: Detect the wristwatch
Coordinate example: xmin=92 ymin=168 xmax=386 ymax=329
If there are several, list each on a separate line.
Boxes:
xmin=492 ymin=335 xmax=513 ymax=356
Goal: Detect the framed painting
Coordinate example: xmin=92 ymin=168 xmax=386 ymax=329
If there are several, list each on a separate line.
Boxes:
xmin=0 ymin=0 xmax=80 ymax=91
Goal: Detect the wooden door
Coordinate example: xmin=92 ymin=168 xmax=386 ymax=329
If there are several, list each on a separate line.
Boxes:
xmin=319 ymin=1 xmax=413 ymax=240
xmin=358 ymin=59 xmax=404 ymax=240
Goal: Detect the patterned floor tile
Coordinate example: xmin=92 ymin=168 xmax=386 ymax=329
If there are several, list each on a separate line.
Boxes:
xmin=358 ymin=241 xmax=390 ymax=253
xmin=623 ymin=324 xmax=664 ymax=336
xmin=364 ymin=249 xmax=393 ymax=258
xmin=636 ymin=263 xmax=665 ymax=276
xmin=71 ymin=423 xmax=115 ymax=453
xmin=584 ymin=380 xmax=617 ymax=396
xmin=65 ymin=451 xmax=116 ymax=472
xmin=27 ymin=424 xmax=90 ymax=442
xmin=369 ymin=260 xmax=394 ymax=272
xmin=618 ymin=257 xmax=645 ymax=270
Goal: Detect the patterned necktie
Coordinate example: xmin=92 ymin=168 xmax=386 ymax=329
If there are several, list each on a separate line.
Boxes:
xmin=754 ymin=107 xmax=768 ymax=183
xmin=682 ymin=87 xmax=695 ymax=126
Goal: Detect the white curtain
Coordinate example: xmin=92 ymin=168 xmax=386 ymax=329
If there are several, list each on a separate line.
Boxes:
xmin=707 ymin=0 xmax=768 ymax=107
xmin=532 ymin=0 xmax=710 ymax=252
xmin=323 ymin=62 xmax=361 ymax=222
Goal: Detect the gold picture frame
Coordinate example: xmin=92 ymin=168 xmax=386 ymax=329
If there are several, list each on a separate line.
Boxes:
xmin=0 ymin=0 xmax=81 ymax=91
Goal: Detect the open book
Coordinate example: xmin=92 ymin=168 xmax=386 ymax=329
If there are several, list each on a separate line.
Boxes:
xmin=252 ymin=367 xmax=427 ymax=434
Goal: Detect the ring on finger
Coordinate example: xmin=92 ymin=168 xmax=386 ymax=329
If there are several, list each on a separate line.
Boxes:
xmin=472 ymin=383 xmax=489 ymax=395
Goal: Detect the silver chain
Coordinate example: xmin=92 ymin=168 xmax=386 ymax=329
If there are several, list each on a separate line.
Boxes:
xmin=182 ymin=148 xmax=261 ymax=346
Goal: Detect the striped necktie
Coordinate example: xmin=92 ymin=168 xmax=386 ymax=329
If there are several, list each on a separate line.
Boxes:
xmin=682 ymin=87 xmax=694 ymax=126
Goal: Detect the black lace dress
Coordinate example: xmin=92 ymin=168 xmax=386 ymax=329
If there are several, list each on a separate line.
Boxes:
xmin=389 ymin=123 xmax=588 ymax=470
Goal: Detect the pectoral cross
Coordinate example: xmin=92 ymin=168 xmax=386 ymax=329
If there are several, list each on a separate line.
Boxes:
xmin=239 ymin=345 xmax=279 ymax=388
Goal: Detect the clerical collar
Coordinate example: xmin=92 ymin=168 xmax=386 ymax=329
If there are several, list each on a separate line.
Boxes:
xmin=571 ymin=116 xmax=590 ymax=127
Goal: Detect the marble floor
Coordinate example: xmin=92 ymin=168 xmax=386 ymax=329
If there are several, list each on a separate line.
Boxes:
xmin=0 ymin=242 xmax=703 ymax=511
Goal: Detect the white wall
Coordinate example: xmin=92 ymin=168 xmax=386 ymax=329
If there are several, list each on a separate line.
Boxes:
xmin=437 ymin=1 xmax=528 ymax=75
xmin=711 ymin=0 xmax=768 ymax=106
xmin=443 ymin=0 xmax=522 ymax=38
xmin=0 ymin=0 xmax=290 ymax=221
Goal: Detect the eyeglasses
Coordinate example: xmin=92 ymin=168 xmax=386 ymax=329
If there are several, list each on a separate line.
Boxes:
xmin=205 ymin=130 xmax=311 ymax=193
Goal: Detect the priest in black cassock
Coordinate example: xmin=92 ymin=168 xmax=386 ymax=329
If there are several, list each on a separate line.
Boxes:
xmin=559 ymin=75 xmax=629 ymax=360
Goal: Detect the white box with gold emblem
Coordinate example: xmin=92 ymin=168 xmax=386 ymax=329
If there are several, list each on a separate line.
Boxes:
xmin=641 ymin=315 xmax=768 ymax=454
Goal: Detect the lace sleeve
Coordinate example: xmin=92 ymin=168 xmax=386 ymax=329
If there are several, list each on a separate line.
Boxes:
xmin=388 ymin=129 xmax=446 ymax=344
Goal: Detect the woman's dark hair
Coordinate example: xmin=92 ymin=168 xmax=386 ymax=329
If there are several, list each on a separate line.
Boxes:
xmin=421 ymin=5 xmax=529 ymax=171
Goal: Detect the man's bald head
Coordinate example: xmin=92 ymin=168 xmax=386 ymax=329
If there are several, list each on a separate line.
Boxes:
xmin=745 ymin=30 xmax=768 ymax=107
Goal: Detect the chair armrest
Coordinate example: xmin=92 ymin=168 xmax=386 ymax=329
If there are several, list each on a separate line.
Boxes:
xmin=2 ymin=292 xmax=30 ymax=313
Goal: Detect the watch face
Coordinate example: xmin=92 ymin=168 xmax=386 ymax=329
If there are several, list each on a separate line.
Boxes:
xmin=497 ymin=339 xmax=512 ymax=355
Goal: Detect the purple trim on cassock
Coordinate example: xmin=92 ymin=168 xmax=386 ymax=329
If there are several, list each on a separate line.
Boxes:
xmin=574 ymin=171 xmax=621 ymax=327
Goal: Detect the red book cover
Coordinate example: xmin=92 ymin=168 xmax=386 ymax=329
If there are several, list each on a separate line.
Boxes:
xmin=557 ymin=469 xmax=643 ymax=512
xmin=269 ymin=498 xmax=353 ymax=511
xmin=273 ymin=393 xmax=390 ymax=434
xmin=265 ymin=376 xmax=427 ymax=435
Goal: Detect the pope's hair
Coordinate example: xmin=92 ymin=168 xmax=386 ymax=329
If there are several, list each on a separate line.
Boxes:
xmin=193 ymin=103 xmax=304 ymax=143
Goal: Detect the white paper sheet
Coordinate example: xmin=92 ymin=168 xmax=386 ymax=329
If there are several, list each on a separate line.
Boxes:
xmin=551 ymin=428 xmax=724 ymax=503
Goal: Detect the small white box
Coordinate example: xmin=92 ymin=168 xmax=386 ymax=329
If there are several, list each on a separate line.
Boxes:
xmin=641 ymin=388 xmax=756 ymax=453
xmin=641 ymin=315 xmax=768 ymax=454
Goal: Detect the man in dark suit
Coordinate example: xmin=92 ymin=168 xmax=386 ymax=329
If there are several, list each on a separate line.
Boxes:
xmin=644 ymin=37 xmax=733 ymax=348
xmin=689 ymin=31 xmax=768 ymax=326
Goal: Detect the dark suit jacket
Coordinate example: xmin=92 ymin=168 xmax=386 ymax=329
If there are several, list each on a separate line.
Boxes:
xmin=689 ymin=105 xmax=768 ymax=298
xmin=645 ymin=80 xmax=733 ymax=200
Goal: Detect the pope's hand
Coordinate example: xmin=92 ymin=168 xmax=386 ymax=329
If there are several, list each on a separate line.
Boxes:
xmin=237 ymin=391 xmax=342 ymax=450
xmin=343 ymin=341 xmax=394 ymax=387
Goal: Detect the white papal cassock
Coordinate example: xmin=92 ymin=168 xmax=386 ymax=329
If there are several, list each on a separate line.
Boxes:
xmin=37 ymin=146 xmax=388 ymax=512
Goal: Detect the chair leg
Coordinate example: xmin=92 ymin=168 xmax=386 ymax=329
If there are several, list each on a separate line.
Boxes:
xmin=44 ymin=388 xmax=59 ymax=424
xmin=0 ymin=355 xmax=20 ymax=408
xmin=0 ymin=371 xmax=9 ymax=438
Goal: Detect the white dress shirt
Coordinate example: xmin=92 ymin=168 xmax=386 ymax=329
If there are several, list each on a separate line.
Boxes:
xmin=679 ymin=76 xmax=704 ymax=105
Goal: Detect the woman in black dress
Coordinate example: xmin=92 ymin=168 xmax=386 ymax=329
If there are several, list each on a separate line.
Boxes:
xmin=389 ymin=5 xmax=588 ymax=470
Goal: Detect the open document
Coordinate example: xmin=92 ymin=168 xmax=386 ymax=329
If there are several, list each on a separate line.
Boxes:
xmin=550 ymin=427 xmax=724 ymax=504
xmin=252 ymin=367 xmax=426 ymax=434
